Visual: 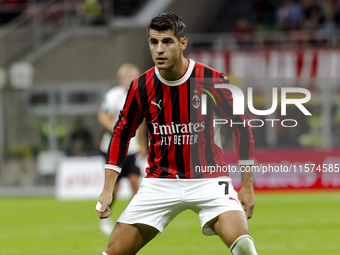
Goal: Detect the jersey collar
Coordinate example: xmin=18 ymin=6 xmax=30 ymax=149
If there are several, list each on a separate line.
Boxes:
xmin=155 ymin=59 xmax=195 ymax=86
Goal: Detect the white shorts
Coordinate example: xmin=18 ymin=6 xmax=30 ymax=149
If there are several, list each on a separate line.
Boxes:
xmin=117 ymin=177 xmax=244 ymax=236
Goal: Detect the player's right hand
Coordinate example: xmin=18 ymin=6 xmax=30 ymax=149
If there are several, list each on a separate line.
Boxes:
xmin=96 ymin=192 xmax=112 ymax=219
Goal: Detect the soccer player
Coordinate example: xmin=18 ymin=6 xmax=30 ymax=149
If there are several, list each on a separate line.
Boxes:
xmin=96 ymin=12 xmax=258 ymax=255
xmin=97 ymin=63 xmax=147 ymax=235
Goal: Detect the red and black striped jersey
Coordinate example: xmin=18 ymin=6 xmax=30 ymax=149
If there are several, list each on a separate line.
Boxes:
xmin=105 ymin=59 xmax=254 ymax=179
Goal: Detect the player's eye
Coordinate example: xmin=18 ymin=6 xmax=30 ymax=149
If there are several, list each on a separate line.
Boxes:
xmin=150 ymin=40 xmax=158 ymax=45
xmin=163 ymin=39 xmax=172 ymax=44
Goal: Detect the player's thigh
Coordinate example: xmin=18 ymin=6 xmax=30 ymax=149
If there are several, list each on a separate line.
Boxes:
xmin=208 ymin=210 xmax=249 ymax=248
xmin=106 ymin=222 xmax=158 ymax=255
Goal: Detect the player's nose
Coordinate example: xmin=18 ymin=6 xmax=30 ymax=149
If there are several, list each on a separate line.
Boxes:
xmin=156 ymin=42 xmax=164 ymax=53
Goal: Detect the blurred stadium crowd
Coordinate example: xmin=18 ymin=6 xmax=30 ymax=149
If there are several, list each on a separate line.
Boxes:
xmin=2 ymin=0 xmax=340 ymax=48
xmin=0 ymin=0 xmax=147 ymax=24
xmin=2 ymin=0 xmax=340 ymax=31
xmin=235 ymin=0 xmax=340 ymax=47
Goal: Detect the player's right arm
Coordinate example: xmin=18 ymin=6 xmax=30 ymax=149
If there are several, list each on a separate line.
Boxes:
xmin=97 ymin=79 xmax=144 ymax=219
xmin=97 ymin=168 xmax=119 ymax=219
xmin=106 ymin=80 xmax=144 ymax=168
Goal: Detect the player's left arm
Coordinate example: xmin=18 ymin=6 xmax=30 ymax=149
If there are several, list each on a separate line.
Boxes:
xmin=214 ymin=73 xmax=254 ymax=162
xmin=238 ymin=166 xmax=255 ymax=219
xmin=215 ymin=73 xmax=255 ymax=218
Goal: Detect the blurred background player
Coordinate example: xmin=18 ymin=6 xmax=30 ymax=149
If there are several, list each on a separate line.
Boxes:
xmin=97 ymin=63 xmax=147 ymax=236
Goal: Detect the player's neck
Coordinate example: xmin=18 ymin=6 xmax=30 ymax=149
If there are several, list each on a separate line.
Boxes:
xmin=159 ymin=56 xmax=189 ymax=81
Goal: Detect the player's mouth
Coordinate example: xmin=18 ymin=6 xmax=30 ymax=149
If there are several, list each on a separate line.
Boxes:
xmin=156 ymin=57 xmax=166 ymax=64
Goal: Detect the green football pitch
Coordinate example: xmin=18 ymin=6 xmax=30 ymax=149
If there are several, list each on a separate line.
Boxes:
xmin=1 ymin=191 xmax=340 ymax=255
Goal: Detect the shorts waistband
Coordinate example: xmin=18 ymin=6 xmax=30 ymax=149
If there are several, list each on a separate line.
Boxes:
xmin=142 ymin=176 xmax=232 ymax=182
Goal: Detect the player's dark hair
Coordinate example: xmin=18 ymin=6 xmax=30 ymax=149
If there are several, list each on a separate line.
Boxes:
xmin=147 ymin=12 xmax=186 ymax=40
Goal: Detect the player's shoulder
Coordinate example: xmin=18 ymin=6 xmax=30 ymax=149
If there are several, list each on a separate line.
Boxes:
xmin=130 ymin=67 xmax=156 ymax=89
xmin=141 ymin=67 xmax=156 ymax=81
xmin=193 ymin=61 xmax=229 ymax=83
xmin=193 ymin=61 xmax=218 ymax=72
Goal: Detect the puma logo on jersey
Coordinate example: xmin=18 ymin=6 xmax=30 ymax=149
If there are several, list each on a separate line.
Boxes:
xmin=151 ymin=100 xmax=162 ymax=110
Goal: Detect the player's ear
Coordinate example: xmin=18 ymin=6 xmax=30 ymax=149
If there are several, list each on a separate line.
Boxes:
xmin=180 ymin=37 xmax=187 ymax=51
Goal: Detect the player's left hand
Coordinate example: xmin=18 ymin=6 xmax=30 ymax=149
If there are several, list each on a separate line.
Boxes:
xmin=238 ymin=179 xmax=255 ymax=219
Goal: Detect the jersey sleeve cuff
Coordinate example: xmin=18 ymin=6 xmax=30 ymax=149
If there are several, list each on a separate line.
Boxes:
xmin=104 ymin=164 xmax=122 ymax=174
xmin=238 ymin=160 xmax=254 ymax=166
